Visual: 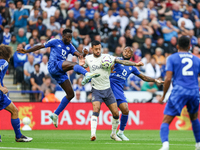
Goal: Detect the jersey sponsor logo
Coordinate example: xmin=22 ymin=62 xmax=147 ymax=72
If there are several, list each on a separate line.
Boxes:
xmin=116 ymin=74 xmax=126 ymax=80
xmin=122 ymin=69 xmax=127 ymax=76
xmin=91 ymin=65 xmax=102 ymax=71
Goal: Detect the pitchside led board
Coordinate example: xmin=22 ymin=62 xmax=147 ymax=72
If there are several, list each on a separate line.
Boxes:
xmin=0 ymin=102 xmax=197 ymax=130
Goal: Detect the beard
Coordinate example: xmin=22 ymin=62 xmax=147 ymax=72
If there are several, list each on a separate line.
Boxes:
xmin=122 ymin=55 xmax=131 ymax=60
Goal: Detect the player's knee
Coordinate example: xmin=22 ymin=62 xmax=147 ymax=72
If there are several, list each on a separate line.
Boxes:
xmin=189 ymin=113 xmax=198 ymax=121
xmin=122 ymin=109 xmax=129 ymax=115
xmin=12 ymin=107 xmax=19 ymax=117
xmin=67 ymin=93 xmax=74 ymax=100
xmin=112 ymin=111 xmax=119 ymax=117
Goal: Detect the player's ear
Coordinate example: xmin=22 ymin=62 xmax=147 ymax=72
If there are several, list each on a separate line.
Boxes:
xmin=176 ymin=45 xmax=179 ymax=50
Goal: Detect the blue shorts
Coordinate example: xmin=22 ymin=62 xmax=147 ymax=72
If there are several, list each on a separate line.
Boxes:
xmin=0 ymin=94 xmax=12 ymax=110
xmin=48 ymin=61 xmax=69 ymax=84
xmin=110 ymin=82 xmax=127 ymax=107
xmin=164 ymin=85 xmax=199 ymax=116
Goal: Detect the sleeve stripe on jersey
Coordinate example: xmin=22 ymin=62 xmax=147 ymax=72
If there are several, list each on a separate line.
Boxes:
xmin=0 ymin=61 xmax=8 ymax=71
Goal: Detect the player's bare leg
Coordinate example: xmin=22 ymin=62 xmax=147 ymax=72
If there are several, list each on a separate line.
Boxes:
xmin=5 ymin=103 xmax=32 ymax=142
xmin=117 ymin=102 xmax=129 ymax=141
xmin=107 ymin=103 xmax=122 ymax=141
xmin=90 ymin=101 xmax=101 ymax=141
xmin=189 ymin=112 xmax=200 ymax=150
xmin=159 ymin=115 xmax=175 ymax=150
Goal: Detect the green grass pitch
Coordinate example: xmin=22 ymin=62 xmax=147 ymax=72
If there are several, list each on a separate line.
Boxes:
xmin=0 ymin=130 xmax=196 ymax=150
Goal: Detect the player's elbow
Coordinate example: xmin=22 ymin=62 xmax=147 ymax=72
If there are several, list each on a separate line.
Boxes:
xmin=165 ymin=77 xmax=171 ymax=83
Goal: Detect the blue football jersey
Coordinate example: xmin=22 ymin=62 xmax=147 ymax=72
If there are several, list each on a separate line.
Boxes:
xmin=44 ymin=39 xmax=77 ymax=62
xmin=0 ymin=59 xmax=8 ymax=96
xmin=166 ymin=52 xmax=200 ymax=89
xmin=110 ymin=57 xmax=141 ymax=89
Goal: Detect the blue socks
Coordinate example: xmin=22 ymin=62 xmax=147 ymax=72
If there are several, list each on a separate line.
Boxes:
xmin=192 ymin=119 xmax=200 ymax=142
xmin=55 ymin=97 xmax=70 ymax=116
xmin=11 ymin=118 xmax=22 ymax=139
xmin=120 ymin=114 xmax=128 ymax=131
xmin=160 ymin=123 xmax=169 ymax=143
xmin=73 ymin=64 xmax=87 ymax=75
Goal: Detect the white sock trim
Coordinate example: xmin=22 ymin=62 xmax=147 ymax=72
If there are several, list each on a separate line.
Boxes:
xmin=163 ymin=141 xmax=169 ymax=148
xmin=91 ymin=115 xmax=98 ymax=136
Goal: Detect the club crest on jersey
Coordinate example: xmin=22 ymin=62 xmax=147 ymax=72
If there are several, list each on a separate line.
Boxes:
xmin=58 ymin=45 xmax=61 ymax=47
xmin=129 ymin=67 xmax=132 ymax=70
xmin=66 ymin=47 xmax=70 ymax=50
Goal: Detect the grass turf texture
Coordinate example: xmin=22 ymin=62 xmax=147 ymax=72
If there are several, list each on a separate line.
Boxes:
xmin=0 ymin=130 xmax=196 ymax=150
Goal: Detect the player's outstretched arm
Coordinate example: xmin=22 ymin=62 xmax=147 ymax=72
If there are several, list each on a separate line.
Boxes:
xmin=74 ymin=48 xmax=89 ymax=58
xmin=17 ymin=45 xmax=45 ymax=54
xmin=137 ymin=73 xmax=164 ymax=84
xmin=115 ymin=59 xmax=144 ymax=66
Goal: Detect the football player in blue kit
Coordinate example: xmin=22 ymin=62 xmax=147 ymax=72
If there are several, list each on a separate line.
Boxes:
xmin=0 ymin=45 xmax=32 ymax=142
xmin=17 ymin=29 xmax=100 ymax=128
xmin=159 ymin=36 xmax=200 ymax=150
xmin=110 ymin=47 xmax=164 ymax=141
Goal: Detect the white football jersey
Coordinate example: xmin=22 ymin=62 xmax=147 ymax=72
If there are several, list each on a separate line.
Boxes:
xmin=84 ymin=54 xmax=116 ymax=90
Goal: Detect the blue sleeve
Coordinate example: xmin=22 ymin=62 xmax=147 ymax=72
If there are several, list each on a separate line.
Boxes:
xmin=70 ymin=44 xmax=77 ymax=55
xmin=132 ymin=66 xmax=140 ymax=76
xmin=23 ymin=9 xmax=29 ymax=16
xmin=44 ymin=39 xmax=57 ymax=48
xmin=0 ymin=60 xmax=8 ymax=72
xmin=13 ymin=52 xmax=18 ymax=68
xmin=165 ymin=55 xmax=173 ymax=72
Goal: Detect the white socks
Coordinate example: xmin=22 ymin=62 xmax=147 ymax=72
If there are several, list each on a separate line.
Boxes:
xmin=162 ymin=141 xmax=169 ymax=148
xmin=91 ymin=115 xmax=97 ymax=136
xmin=112 ymin=117 xmax=119 ymax=135
xmin=118 ymin=129 xmax=123 ymax=134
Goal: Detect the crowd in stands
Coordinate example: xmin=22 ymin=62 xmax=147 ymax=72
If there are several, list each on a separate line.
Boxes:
xmin=1 ymin=0 xmax=200 ymax=102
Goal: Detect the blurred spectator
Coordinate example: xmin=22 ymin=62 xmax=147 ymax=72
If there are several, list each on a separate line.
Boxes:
xmin=124 ymin=29 xmax=134 ymax=46
xmin=24 ymin=54 xmax=35 ymax=84
xmin=162 ymin=21 xmax=179 ymax=42
xmin=8 ymin=1 xmax=16 ymax=22
xmin=102 ymin=8 xmax=116 ymax=30
xmin=118 ymin=36 xmax=126 ymax=51
xmin=46 ymin=29 xmax=53 ymax=40
xmin=187 ymin=3 xmax=198 ymax=23
xmin=9 ymin=35 xmax=18 ymax=53
xmin=115 ymin=8 xmax=129 ymax=35
xmin=125 ymin=20 xmax=136 ymax=37
xmin=42 ymin=88 xmax=60 ymax=102
xmin=41 ymin=76 xmax=55 ymax=94
xmin=73 ymin=77 xmax=85 ymax=91
xmin=153 ymin=47 xmax=166 ymax=68
xmin=30 ymin=0 xmax=43 ymax=17
xmin=32 ymin=50 xmax=43 ymax=64
xmin=47 ymin=16 xmax=60 ymax=36
xmin=192 ymin=46 xmax=200 ymax=58
xmin=12 ymin=0 xmax=28 ymax=35
xmin=153 ymin=37 xmax=168 ymax=56
xmin=177 ymin=0 xmax=187 ymax=12
xmin=88 ymin=19 xmax=99 ymax=40
xmin=196 ymin=36 xmax=200 ymax=48
xmin=98 ymin=3 xmax=106 ymax=17
xmin=78 ymin=19 xmax=89 ymax=41
xmin=145 ymin=57 xmax=161 ymax=79
xmin=65 ymin=10 xmax=78 ymax=29
xmin=54 ymin=10 xmax=64 ymax=26
xmin=31 ymin=17 xmax=47 ymax=36
xmin=158 ymin=0 xmax=173 ymax=21
xmin=189 ymin=30 xmax=198 ymax=45
xmin=195 ymin=2 xmax=200 ymax=18
xmin=151 ymin=21 xmax=163 ymax=43
xmin=71 ymin=90 xmax=86 ymax=103
xmin=124 ymin=2 xmax=133 ymax=18
xmin=44 ymin=47 xmax=50 ymax=59
xmin=113 ymin=46 xmax=122 ymax=57
xmin=141 ymin=52 xmax=151 ymax=71
xmin=141 ymin=38 xmax=154 ymax=57
xmin=141 ymin=19 xmax=153 ymax=37
xmin=130 ymin=74 xmax=143 ymax=91
xmin=108 ymin=27 xmax=120 ymax=54
xmin=133 ymin=26 xmax=145 ymax=48
xmin=158 ymin=14 xmax=167 ymax=26
xmin=134 ymin=1 xmax=148 ymax=20
xmin=28 ymin=8 xmax=40 ymax=28
xmin=100 ymin=21 xmax=112 ymax=41
xmin=42 ymin=11 xmax=49 ymax=25
xmin=13 ymin=43 xmax=27 ymax=90
xmin=30 ymin=64 xmax=45 ymax=101
xmin=130 ymin=42 xmax=142 ymax=63
xmin=72 ymin=29 xmax=81 ymax=48
xmin=16 ymin=28 xmax=28 ymax=46
xmin=115 ymin=19 xmax=122 ymax=36
xmin=178 ymin=11 xmax=194 ymax=30
xmin=130 ymin=10 xmax=143 ymax=29
xmin=148 ymin=10 xmax=157 ymax=23
xmin=30 ymin=29 xmax=40 ymax=44
xmin=141 ymin=81 xmax=158 ymax=93
xmin=25 ymin=38 xmax=35 ymax=50
xmin=194 ymin=21 xmax=200 ymax=37
xmin=0 ymin=0 xmax=11 ymax=26
xmin=85 ymin=1 xmax=95 ymax=19
xmin=77 ymin=7 xmax=88 ymax=23
xmin=172 ymin=2 xmax=182 ymax=23
xmin=58 ymin=1 xmax=68 ymax=20
xmin=103 ymin=48 xmax=109 ymax=54
xmin=42 ymin=0 xmax=56 ymax=18
xmin=93 ymin=12 xmax=102 ymax=30
xmin=3 ymin=25 xmax=11 ymax=45
xmin=71 ymin=1 xmax=81 ymax=20
xmin=147 ymin=1 xmax=157 ymax=18
xmin=111 ymin=2 xmax=119 ymax=16
xmin=168 ymin=36 xmax=178 ymax=54
xmin=179 ymin=20 xmax=190 ymax=36
xmin=40 ymin=55 xmax=49 ymax=75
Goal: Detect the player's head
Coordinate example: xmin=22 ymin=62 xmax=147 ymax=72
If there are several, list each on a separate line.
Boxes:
xmin=177 ymin=36 xmax=190 ymax=51
xmin=122 ymin=47 xmax=133 ymax=60
xmin=0 ymin=45 xmax=12 ymax=62
xmin=62 ymin=28 xmax=72 ymax=45
xmin=91 ymin=40 xmax=101 ymax=57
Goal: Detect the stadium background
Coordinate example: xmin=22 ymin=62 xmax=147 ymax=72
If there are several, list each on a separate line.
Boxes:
xmin=0 ymin=0 xmax=200 ymax=132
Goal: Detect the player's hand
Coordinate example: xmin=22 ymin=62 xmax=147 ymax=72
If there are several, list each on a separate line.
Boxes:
xmin=111 ymin=64 xmax=116 ymax=73
xmin=0 ymin=87 xmax=8 ymax=94
xmin=79 ymin=57 xmax=85 ymax=66
xmin=135 ymin=61 xmax=144 ymax=67
xmin=158 ymin=96 xmax=165 ymax=104
xmin=17 ymin=48 xmax=26 ymax=54
xmin=155 ymin=79 xmax=165 ymax=84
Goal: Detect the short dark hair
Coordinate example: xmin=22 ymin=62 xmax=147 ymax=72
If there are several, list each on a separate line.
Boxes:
xmin=62 ymin=28 xmax=72 ymax=35
xmin=34 ymin=63 xmax=40 ymax=67
xmin=0 ymin=45 xmax=12 ymax=62
xmin=45 ymin=75 xmax=51 ymax=80
xmin=178 ymin=36 xmax=190 ymax=50
xmin=91 ymin=40 xmax=101 ymax=47
xmin=38 ymin=16 xmax=43 ymax=21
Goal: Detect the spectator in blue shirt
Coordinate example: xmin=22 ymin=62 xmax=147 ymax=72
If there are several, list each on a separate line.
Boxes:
xmin=130 ymin=74 xmax=143 ymax=91
xmin=189 ymin=30 xmax=198 ymax=45
xmin=16 ymin=28 xmax=28 ymax=46
xmin=162 ymin=21 xmax=179 ymax=42
xmin=71 ymin=1 xmax=81 ymax=20
xmin=172 ymin=3 xmax=182 ymax=22
xmin=86 ymin=1 xmax=95 ymax=19
xmin=3 ymin=25 xmax=11 ymax=45
xmin=11 ymin=1 xmax=29 ymax=35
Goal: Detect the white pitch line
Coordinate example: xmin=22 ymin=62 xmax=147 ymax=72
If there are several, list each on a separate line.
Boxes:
xmin=105 ymin=143 xmax=194 ymax=147
xmin=0 ymin=147 xmax=60 ymax=150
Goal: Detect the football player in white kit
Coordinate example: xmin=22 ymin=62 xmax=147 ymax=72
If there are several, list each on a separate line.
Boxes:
xmin=82 ymin=41 xmax=143 ymax=141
